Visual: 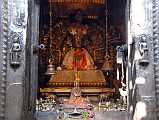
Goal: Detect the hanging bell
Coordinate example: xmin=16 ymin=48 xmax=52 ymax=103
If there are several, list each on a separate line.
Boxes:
xmin=102 ymin=55 xmax=112 ymax=71
xmin=45 ymin=60 xmax=56 ymax=75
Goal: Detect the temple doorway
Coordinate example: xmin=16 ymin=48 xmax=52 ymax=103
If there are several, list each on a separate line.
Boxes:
xmin=35 ymin=0 xmax=128 ymax=119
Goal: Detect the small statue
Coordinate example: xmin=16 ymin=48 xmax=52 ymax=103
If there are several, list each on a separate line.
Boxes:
xmin=139 ymin=35 xmax=149 ymax=66
xmin=139 ymin=42 xmax=148 ymax=60
xmin=10 ymin=37 xmax=21 ymax=65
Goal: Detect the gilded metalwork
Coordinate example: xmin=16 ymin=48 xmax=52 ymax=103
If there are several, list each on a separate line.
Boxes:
xmin=39 ymin=16 xmax=106 ymax=74
xmin=45 ymin=60 xmax=56 ymax=75
xmin=38 ymin=1 xmax=127 ymax=110
xmin=102 ymin=9 xmax=113 ymax=71
xmin=38 ymin=1 xmax=126 ymax=88
xmin=48 ymin=70 xmax=106 ymax=87
xmin=45 ymin=2 xmax=57 ymax=75
xmin=48 ymin=0 xmax=105 ymax=4
xmin=94 ymin=48 xmax=104 ymax=61
xmin=48 ymin=2 xmax=56 ymax=64
xmin=40 ymin=87 xmax=115 ymax=94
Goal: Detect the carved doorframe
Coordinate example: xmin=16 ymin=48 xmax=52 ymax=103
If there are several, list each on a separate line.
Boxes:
xmin=0 ymin=0 xmax=159 ymax=120
xmin=128 ymin=0 xmax=157 ymax=119
xmin=0 ymin=0 xmax=39 ymax=119
xmin=27 ymin=0 xmax=40 ymax=119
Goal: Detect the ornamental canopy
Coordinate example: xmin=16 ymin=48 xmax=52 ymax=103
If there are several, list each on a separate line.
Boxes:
xmin=46 ymin=0 xmax=106 ymax=19
xmin=48 ymin=0 xmax=105 ymax=4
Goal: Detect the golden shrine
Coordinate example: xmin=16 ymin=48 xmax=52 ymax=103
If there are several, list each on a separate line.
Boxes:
xmin=39 ymin=0 xmax=126 ymax=104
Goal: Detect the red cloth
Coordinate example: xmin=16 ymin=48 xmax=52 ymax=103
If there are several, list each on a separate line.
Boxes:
xmin=73 ymin=49 xmax=87 ymax=70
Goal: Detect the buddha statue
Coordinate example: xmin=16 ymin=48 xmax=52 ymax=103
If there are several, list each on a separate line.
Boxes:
xmin=61 ymin=9 xmax=97 ymax=70
xmin=62 ymin=31 xmax=96 ymax=70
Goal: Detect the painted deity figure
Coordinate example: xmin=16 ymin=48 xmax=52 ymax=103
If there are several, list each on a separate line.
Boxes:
xmin=62 ymin=9 xmax=96 ymax=70
xmin=62 ymin=33 xmax=96 ymax=70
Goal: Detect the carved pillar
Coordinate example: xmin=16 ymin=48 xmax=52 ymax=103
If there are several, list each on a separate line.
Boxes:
xmin=0 ymin=0 xmax=8 ymax=119
xmin=153 ymin=0 xmax=159 ymax=119
xmin=130 ymin=0 xmax=156 ymax=119
xmin=0 ymin=0 xmax=28 ymax=119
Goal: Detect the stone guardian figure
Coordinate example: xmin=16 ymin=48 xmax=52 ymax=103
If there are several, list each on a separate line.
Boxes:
xmin=10 ymin=36 xmax=21 ymax=66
